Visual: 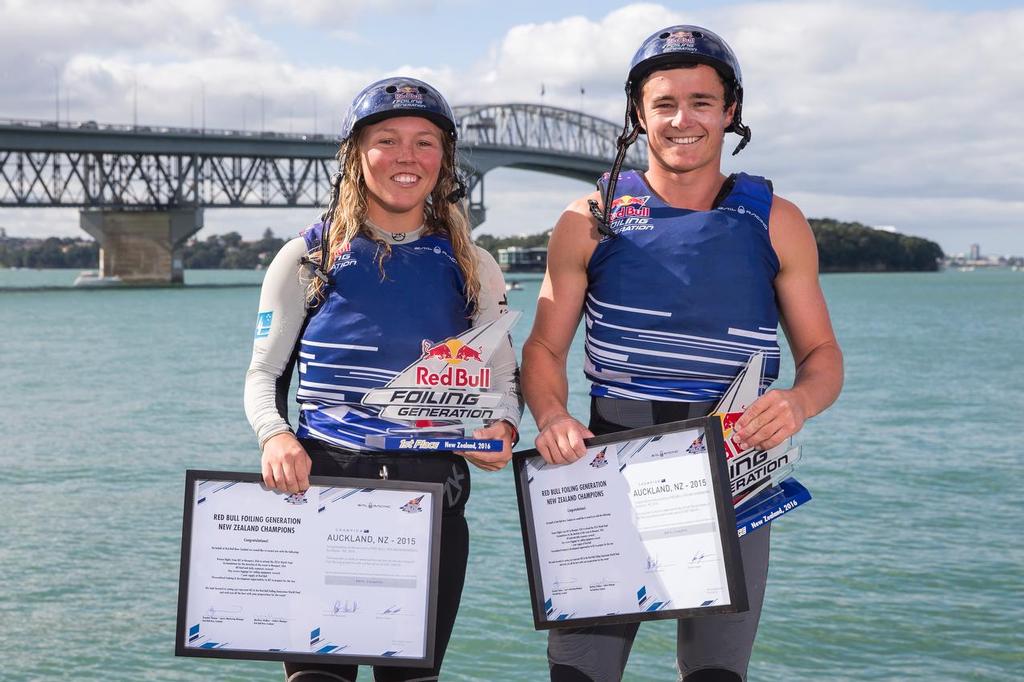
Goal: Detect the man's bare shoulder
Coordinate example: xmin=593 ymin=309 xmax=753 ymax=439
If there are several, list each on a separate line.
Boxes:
xmin=547 ymin=190 xmax=603 ymax=266
xmin=556 ymin=190 xmax=603 ymax=232
xmin=769 ymin=193 xmax=818 ymax=268
xmin=769 ymin=194 xmax=808 ymax=230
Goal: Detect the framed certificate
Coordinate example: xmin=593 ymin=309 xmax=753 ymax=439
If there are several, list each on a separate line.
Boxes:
xmin=175 ymin=470 xmax=442 ymax=667
xmin=514 ymin=417 xmax=748 ymax=630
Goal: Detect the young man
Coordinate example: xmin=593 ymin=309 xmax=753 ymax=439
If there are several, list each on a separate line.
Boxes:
xmin=522 ymin=26 xmax=844 ymax=682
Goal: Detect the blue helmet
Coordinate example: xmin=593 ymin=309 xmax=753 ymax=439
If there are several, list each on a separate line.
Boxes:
xmin=340 ymin=76 xmax=457 ymax=143
xmin=626 ymin=26 xmax=750 ymax=152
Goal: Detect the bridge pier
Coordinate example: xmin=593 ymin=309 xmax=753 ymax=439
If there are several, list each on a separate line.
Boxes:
xmin=464 ymin=169 xmax=487 ymax=228
xmin=80 ymin=208 xmax=203 ymax=285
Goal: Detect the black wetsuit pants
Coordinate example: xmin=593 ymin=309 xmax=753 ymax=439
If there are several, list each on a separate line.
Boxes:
xmin=283 ymin=439 xmax=471 ymax=682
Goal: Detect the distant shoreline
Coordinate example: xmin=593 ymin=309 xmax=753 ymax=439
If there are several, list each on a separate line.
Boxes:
xmin=11 ymin=265 xmax=1017 ymax=275
xmin=0 ymin=222 xmax=984 ymax=274
xmin=0 ymin=282 xmax=261 ymax=293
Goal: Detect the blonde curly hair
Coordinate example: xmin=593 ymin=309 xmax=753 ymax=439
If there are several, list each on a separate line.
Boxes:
xmin=306 ymin=132 xmax=479 ymax=316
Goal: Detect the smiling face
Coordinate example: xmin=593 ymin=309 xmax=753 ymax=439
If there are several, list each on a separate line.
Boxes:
xmin=637 ymin=64 xmax=736 ymax=175
xmin=357 ymin=115 xmax=445 ymax=230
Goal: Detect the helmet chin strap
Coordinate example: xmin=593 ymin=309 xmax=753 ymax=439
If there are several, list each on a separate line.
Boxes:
xmin=445 ymin=175 xmax=467 ymax=203
xmin=733 ymin=123 xmax=757 ymax=153
xmin=589 ymin=97 xmax=644 ymax=239
xmin=731 ymin=121 xmax=751 ymax=155
xmin=300 ymin=171 xmax=344 ymax=289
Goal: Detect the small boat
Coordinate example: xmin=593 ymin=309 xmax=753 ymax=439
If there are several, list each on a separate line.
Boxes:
xmin=73 ymin=270 xmax=123 ymax=287
xmin=505 ymin=280 xmax=523 ymax=292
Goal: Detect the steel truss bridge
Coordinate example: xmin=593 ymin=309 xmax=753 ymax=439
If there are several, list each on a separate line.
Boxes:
xmin=0 ymin=104 xmax=646 ymax=225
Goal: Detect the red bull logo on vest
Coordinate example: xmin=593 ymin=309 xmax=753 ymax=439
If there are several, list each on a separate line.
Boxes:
xmin=610 ymin=194 xmax=651 ymax=220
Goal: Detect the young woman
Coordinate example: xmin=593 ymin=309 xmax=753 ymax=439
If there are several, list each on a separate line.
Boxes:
xmin=244 ymin=76 xmax=521 ymax=682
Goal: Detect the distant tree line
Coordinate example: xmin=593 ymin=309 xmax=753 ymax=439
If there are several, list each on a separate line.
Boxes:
xmin=182 ymin=229 xmax=286 ymax=269
xmin=0 ymin=237 xmax=99 ymax=268
xmin=809 ymin=218 xmax=944 ymax=272
xmin=2 ymin=220 xmax=944 ymax=272
xmin=474 ymin=232 xmax=550 ymax=255
xmin=476 ymin=220 xmax=944 ymax=273
xmin=0 ymin=229 xmax=290 ymax=270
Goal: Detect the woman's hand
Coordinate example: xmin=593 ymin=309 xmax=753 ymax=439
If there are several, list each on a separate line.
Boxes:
xmin=457 ymin=420 xmax=517 ymax=471
xmin=261 ymin=432 xmax=312 ymax=493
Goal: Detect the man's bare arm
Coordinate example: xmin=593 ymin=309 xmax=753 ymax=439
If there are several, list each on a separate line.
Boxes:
xmin=735 ymin=196 xmax=844 ymax=450
xmin=521 ymin=194 xmax=601 ymax=463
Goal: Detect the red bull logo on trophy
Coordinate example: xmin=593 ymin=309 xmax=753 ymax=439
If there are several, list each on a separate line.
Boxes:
xmin=417 ymin=338 xmax=491 ymax=388
xmin=716 ymin=410 xmax=747 ymax=459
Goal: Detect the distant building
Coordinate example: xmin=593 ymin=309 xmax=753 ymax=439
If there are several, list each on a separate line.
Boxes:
xmin=497 ymin=246 xmax=547 ymax=272
xmin=970 ymin=243 xmax=981 ymax=260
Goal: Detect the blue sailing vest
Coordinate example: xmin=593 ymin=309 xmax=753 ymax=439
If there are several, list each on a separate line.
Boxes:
xmin=586 ymin=171 xmax=781 ymax=401
xmin=296 ymin=224 xmax=470 ymax=448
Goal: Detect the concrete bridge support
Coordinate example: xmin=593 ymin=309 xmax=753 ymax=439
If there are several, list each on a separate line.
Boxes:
xmin=464 ymin=169 xmax=487 ymax=229
xmin=80 ymin=208 xmax=203 ymax=285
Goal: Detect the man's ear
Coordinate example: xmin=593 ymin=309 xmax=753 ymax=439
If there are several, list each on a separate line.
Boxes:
xmin=724 ymin=101 xmax=737 ymax=128
xmin=634 ymin=98 xmax=647 ymax=133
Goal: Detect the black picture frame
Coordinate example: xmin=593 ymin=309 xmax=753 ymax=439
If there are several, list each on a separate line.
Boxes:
xmin=513 ymin=417 xmax=748 ymax=630
xmin=175 ymin=470 xmax=443 ymax=667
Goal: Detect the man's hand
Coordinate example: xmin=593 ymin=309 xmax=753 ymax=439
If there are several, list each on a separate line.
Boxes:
xmin=535 ymin=414 xmax=594 ymax=465
xmin=261 ymin=432 xmax=312 ymax=494
xmin=457 ymin=421 xmax=517 ymax=471
xmin=734 ymin=388 xmax=807 ymax=451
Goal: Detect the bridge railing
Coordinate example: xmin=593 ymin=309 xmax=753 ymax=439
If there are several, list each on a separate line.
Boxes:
xmin=454 ymin=104 xmax=646 ymax=168
xmin=0 ymin=117 xmax=336 ymax=143
xmin=0 ymin=105 xmax=648 ymax=209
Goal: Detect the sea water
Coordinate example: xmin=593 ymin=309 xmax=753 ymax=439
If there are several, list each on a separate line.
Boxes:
xmin=1 ymin=269 xmax=1020 ymax=680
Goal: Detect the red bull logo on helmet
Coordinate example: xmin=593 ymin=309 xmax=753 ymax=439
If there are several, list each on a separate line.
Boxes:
xmin=664 ymin=30 xmax=696 ymax=52
xmin=417 ymin=338 xmax=490 ymax=388
xmin=394 ymin=85 xmax=425 ymax=107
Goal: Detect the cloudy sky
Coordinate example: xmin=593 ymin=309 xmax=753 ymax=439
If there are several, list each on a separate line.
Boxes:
xmin=2 ymin=0 xmax=1022 ymax=255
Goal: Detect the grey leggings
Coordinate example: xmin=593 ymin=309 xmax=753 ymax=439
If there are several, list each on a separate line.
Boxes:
xmin=546 ymin=528 xmax=770 ymax=682
xmin=546 ymin=398 xmax=773 ymax=682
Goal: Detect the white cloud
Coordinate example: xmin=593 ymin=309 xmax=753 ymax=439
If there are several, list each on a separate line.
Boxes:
xmin=55 ymin=55 xmax=379 ymax=131
xmin=246 ymin=0 xmax=444 ymax=25
xmin=1 ymin=0 xmax=263 ymax=60
xmin=0 ymin=0 xmax=280 ymax=122
xmin=729 ymin=1 xmax=1024 ymax=204
xmin=464 ymin=2 xmax=1024 ymax=252
xmin=469 ymin=4 xmax=685 ymax=113
xmin=1 ymin=1 xmax=1022 ymax=253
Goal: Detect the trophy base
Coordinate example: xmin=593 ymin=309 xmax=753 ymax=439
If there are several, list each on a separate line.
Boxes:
xmin=365 ymin=436 xmax=504 ymax=452
xmin=734 ymin=478 xmax=811 ymax=537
